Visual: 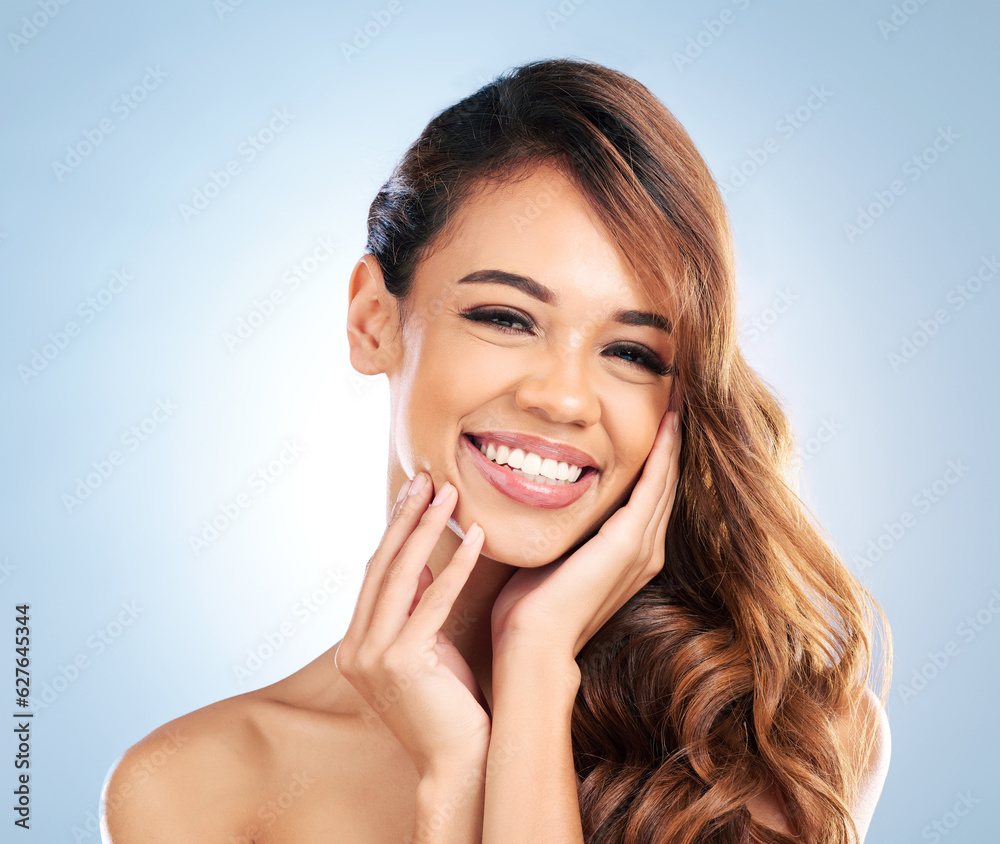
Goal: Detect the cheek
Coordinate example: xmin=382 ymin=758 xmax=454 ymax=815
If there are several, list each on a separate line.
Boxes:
xmin=392 ymin=332 xmax=500 ymax=473
xmin=607 ymin=396 xmax=665 ymax=476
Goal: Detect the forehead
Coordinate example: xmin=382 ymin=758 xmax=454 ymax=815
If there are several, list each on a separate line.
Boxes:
xmin=413 ymin=163 xmax=647 ymax=308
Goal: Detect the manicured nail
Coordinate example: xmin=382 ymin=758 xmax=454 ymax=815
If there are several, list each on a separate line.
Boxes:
xmin=430 ymin=481 xmax=454 ymax=506
xmin=408 ymin=473 xmax=428 ymax=497
xmin=672 ymin=411 xmax=679 ymax=432
xmin=462 ymin=522 xmax=481 ymax=545
xmin=395 ymin=479 xmax=412 ymax=503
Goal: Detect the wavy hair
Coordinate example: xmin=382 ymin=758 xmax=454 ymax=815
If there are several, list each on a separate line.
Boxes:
xmin=364 ymin=57 xmax=891 ymax=844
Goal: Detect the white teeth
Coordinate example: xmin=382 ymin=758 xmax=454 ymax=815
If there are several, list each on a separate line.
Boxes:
xmin=473 ymin=437 xmax=587 ymax=485
xmin=511 ymin=467 xmax=563 ymax=485
xmin=521 ymin=452 xmax=542 ymax=476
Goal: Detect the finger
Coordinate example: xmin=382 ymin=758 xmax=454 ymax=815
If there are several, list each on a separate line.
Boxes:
xmin=366 ymin=482 xmax=460 ymax=644
xmin=541 ymin=410 xmax=676 ymax=596
xmin=598 ymin=409 xmax=677 ymax=547
xmin=389 ymin=478 xmax=412 ymax=522
xmin=342 ymin=473 xmax=433 ymax=648
xmin=397 ymin=523 xmax=484 ymax=646
xmin=647 ymin=410 xmax=683 ymax=542
xmin=631 ymin=412 xmax=682 ymax=580
xmin=408 ymin=565 xmax=434 ymax=615
xmin=576 ymin=411 xmax=679 ymax=603
xmin=576 ymin=458 xmax=677 ymax=645
xmin=640 ymin=409 xmax=681 ymax=506
xmin=515 ymin=414 xmax=681 ymax=653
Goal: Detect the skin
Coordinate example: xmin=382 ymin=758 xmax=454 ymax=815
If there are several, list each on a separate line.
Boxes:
xmin=347 ymin=163 xmax=679 ymax=706
xmin=101 ymin=164 xmax=888 ymax=843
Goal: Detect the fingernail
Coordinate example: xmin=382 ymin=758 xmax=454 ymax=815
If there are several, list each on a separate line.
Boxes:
xmin=430 ymin=481 xmax=454 ymax=506
xmin=395 ymin=479 xmax=412 ymax=503
xmin=461 ymin=522 xmax=481 ymax=545
xmin=672 ymin=411 xmax=679 ymax=432
xmin=408 ymin=473 xmax=428 ymax=497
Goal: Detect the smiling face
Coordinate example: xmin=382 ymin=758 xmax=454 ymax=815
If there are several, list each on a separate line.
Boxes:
xmin=377 ymin=162 xmax=677 ymax=566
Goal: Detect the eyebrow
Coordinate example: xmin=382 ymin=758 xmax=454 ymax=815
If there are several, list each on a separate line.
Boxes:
xmin=456 ymin=269 xmax=673 ymax=334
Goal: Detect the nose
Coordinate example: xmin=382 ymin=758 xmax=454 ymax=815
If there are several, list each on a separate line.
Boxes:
xmin=513 ymin=343 xmax=601 ymax=427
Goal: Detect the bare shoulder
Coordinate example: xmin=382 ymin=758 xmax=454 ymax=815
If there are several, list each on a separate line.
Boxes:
xmin=101 ymin=692 xmax=279 ymax=843
xmin=746 ymin=782 xmax=796 ymax=835
xmin=746 ymin=685 xmax=890 ymax=839
xmin=835 ymin=685 xmax=891 ymax=836
xmin=101 ymin=670 xmax=420 ymax=844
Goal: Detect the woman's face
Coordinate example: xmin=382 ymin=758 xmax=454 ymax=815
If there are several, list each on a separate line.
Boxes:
xmin=384 ymin=163 xmax=676 ymax=566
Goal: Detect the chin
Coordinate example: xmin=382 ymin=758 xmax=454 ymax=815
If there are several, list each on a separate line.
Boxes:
xmin=472 ymin=518 xmax=598 ymax=568
xmin=452 ymin=430 xmax=608 ymax=565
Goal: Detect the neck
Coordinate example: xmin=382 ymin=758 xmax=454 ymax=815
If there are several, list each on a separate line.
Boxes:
xmin=273 ymin=489 xmax=513 ymax=724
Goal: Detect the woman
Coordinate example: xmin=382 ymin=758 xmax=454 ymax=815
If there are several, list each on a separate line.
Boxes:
xmin=102 ymin=58 xmax=891 ymax=843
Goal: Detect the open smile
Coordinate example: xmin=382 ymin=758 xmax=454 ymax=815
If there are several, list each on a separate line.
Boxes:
xmin=460 ymin=433 xmax=598 ymax=509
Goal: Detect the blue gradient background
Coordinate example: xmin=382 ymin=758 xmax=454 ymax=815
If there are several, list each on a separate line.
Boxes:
xmin=2 ymin=0 xmax=997 ymax=840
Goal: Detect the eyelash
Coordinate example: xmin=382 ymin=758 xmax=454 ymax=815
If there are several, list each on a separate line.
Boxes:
xmin=459 ymin=306 xmax=673 ymax=377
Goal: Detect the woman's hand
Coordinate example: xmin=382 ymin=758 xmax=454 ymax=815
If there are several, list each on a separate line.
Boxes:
xmin=490 ymin=408 xmax=682 ymax=664
xmin=335 ymin=475 xmax=491 ymax=779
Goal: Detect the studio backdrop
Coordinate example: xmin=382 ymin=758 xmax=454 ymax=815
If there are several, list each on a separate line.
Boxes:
xmin=2 ymin=0 xmax=997 ymax=840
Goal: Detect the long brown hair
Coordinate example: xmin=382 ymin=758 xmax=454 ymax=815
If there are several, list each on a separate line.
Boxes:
xmin=365 ymin=57 xmax=890 ymax=844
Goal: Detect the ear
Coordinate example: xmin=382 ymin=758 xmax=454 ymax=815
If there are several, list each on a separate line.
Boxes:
xmin=346 ymin=254 xmax=400 ymax=376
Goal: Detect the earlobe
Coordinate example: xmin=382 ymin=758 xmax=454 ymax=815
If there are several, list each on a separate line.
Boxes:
xmin=346 ymin=254 xmax=399 ymax=376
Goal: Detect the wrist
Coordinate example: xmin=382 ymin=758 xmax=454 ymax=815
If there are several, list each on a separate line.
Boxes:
xmin=492 ymin=642 xmax=582 ymax=705
xmin=419 ymin=747 xmax=489 ymax=785
xmin=415 ymin=760 xmax=487 ymax=844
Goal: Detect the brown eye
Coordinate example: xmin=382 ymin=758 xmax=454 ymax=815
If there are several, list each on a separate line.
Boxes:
xmin=603 ymin=342 xmax=672 ymax=376
xmin=460 ymin=307 xmax=534 ymax=334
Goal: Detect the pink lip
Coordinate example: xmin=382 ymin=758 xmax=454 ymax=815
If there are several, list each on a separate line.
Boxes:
xmin=464 ymin=431 xmax=598 ymax=470
xmin=460 ymin=434 xmax=597 ymax=509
